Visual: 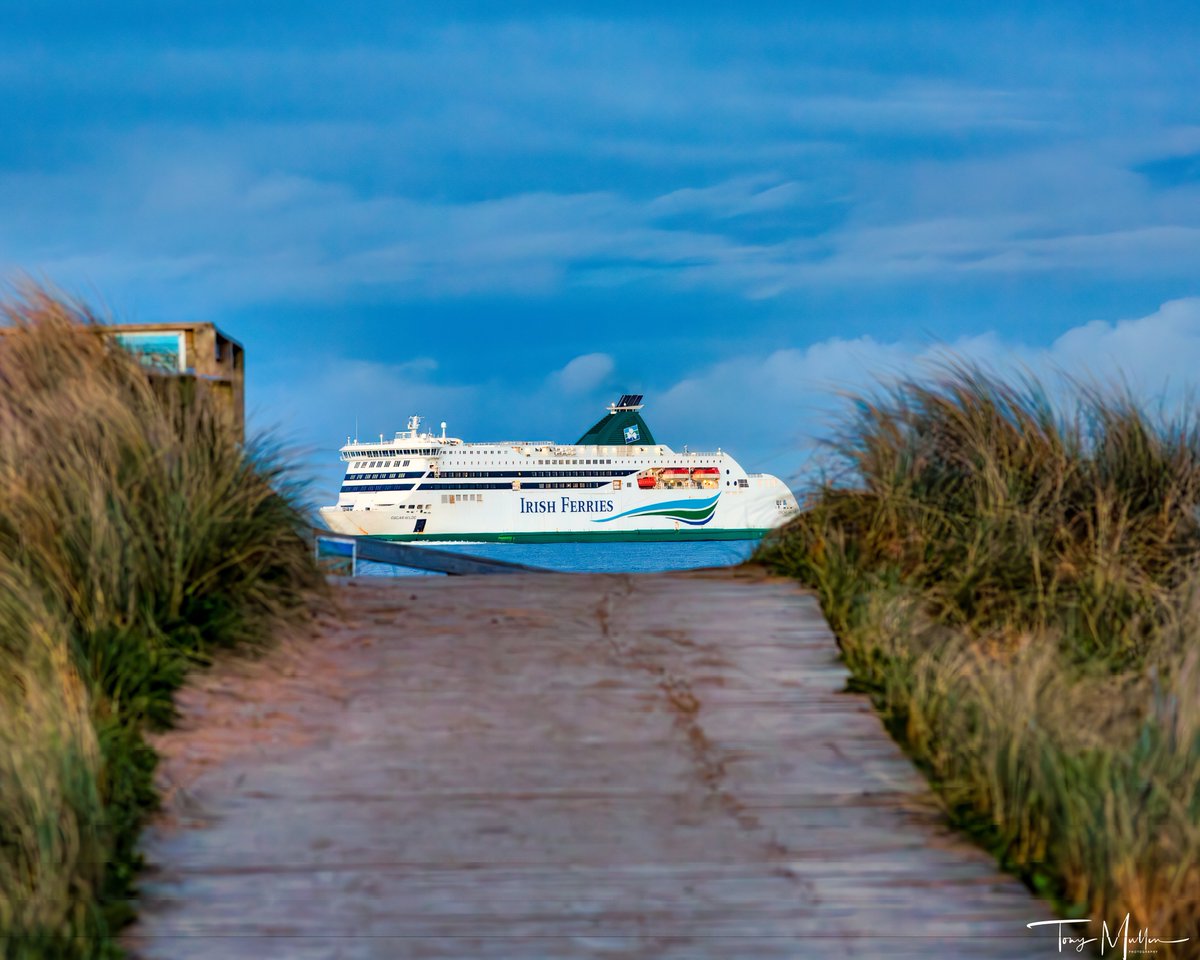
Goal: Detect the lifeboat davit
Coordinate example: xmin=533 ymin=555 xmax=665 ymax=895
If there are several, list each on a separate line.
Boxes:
xmin=637 ymin=475 xmax=658 ymax=489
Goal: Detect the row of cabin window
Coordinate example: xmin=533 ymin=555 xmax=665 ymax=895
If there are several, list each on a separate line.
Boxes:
xmin=439 ymin=469 xmax=626 ymax=479
xmin=345 ymin=468 xmax=638 ymax=477
xmin=355 ymin=459 xmax=413 ymax=469
xmin=346 ymin=470 xmax=628 ymax=481
xmin=354 ymin=457 xmax=622 ymax=469
xmin=347 ymin=472 xmax=424 ymax=481
xmin=344 ymin=481 xmax=610 ymax=491
xmin=353 ymin=449 xmax=438 ymax=460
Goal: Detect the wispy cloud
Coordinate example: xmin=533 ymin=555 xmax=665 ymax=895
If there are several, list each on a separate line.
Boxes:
xmin=264 ymin=298 xmax=1200 ymax=498
xmin=550 ymin=353 xmax=615 ymax=395
xmin=2 ymin=13 xmax=1198 ymax=318
xmin=654 ymin=297 xmax=1200 ymax=478
xmin=3 ymin=6 xmax=1199 ymax=479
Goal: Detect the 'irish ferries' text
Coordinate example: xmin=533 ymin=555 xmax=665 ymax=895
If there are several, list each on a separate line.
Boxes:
xmin=520 ymin=497 xmax=615 ymax=514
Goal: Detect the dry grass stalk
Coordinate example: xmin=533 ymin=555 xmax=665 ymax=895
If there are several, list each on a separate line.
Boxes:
xmin=0 ymin=284 xmax=323 ymax=959
xmin=758 ymin=365 xmax=1200 ymax=955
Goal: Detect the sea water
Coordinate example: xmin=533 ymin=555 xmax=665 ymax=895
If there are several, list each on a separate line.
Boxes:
xmin=356 ymin=538 xmax=760 ymax=576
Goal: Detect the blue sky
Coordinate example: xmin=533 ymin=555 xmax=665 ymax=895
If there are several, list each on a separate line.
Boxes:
xmin=3 ymin=2 xmax=1199 ymax=498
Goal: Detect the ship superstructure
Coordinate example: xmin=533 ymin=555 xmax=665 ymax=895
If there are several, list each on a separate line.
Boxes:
xmin=318 ymin=396 xmax=799 ymax=542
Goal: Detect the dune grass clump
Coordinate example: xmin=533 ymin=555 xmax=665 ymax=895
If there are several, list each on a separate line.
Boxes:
xmin=0 ymin=563 xmax=104 ymax=956
xmin=0 ymin=287 xmax=323 ymax=958
xmin=756 ymin=367 xmax=1200 ymax=953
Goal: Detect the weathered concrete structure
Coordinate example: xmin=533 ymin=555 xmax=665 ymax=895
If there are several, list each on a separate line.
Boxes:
xmin=108 ymin=322 xmax=245 ymax=439
xmin=0 ymin=319 xmax=245 ymax=438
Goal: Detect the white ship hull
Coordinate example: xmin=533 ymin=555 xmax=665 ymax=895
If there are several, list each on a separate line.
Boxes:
xmin=320 ymin=475 xmax=795 ymax=541
xmin=319 ymin=398 xmax=799 ymax=543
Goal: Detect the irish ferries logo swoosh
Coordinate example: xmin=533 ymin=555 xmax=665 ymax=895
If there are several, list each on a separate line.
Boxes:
xmin=593 ymin=492 xmax=720 ymax=526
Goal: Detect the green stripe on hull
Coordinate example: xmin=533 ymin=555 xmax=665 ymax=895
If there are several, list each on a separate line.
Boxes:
xmin=367 ymin=527 xmax=770 ymax=544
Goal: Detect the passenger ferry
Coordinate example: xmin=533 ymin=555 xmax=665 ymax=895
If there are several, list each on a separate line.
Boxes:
xmin=318 ymin=395 xmax=799 ymax=542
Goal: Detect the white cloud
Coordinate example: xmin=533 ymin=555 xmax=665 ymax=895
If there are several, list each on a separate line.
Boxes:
xmin=1046 ymin=298 xmax=1200 ymax=390
xmin=550 ymin=352 xmax=615 ymax=395
xmin=1 ymin=10 xmax=1199 ymax=328
xmin=248 ymin=354 xmax=478 ymax=496
xmin=2 ymin=62 xmax=1198 ymax=319
xmin=4 ymin=27 xmax=1200 ymax=313
xmin=265 ymin=298 xmax=1200 ymax=502
xmin=649 ymin=298 xmax=1200 ymax=484
xmin=250 ymin=350 xmax=621 ymax=498
xmin=648 ymin=176 xmax=808 ymax=220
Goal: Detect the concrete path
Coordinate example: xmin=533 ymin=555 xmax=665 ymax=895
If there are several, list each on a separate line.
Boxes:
xmin=125 ymin=570 xmax=1045 ymax=958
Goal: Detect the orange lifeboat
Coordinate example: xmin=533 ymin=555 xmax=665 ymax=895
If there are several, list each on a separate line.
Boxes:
xmin=637 ymin=475 xmax=658 ymax=489
xmin=664 ymin=467 xmax=690 ymax=476
xmin=693 ymin=467 xmax=720 ymax=476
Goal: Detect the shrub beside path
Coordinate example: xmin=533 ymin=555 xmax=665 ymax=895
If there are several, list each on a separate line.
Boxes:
xmin=125 ymin=570 xmax=1045 ymax=959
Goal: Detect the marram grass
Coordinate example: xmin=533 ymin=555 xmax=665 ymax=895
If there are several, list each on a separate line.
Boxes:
xmin=0 ymin=561 xmax=103 ymax=955
xmin=756 ymin=366 xmax=1200 ymax=955
xmin=0 ymin=286 xmax=323 ymax=959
